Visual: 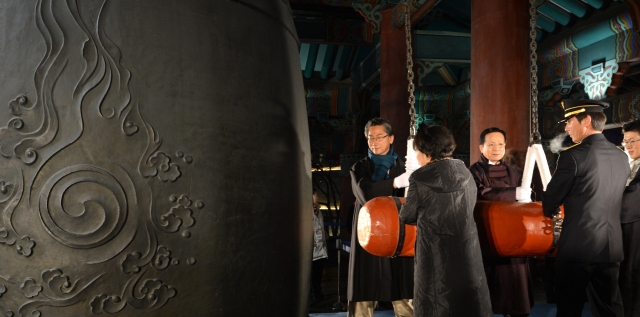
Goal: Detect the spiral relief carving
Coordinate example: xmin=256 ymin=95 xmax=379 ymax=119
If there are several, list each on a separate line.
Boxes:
xmin=39 ymin=165 xmax=128 ymax=249
xmin=0 ymin=181 xmax=14 ymax=204
xmin=0 ymin=0 xmax=214 ymax=314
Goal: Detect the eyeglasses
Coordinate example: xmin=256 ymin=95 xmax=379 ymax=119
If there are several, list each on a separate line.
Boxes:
xmin=367 ymin=135 xmax=389 ymax=142
xmin=622 ymin=139 xmax=639 ymax=147
xmin=484 ymin=143 xmax=505 ymax=149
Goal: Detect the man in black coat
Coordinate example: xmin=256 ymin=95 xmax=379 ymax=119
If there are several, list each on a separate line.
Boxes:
xmin=348 ymin=118 xmax=414 ymax=317
xmin=469 ymin=127 xmax=534 ymax=317
xmin=543 ymin=99 xmax=629 ymax=317
xmin=620 ymin=119 xmax=640 ymax=316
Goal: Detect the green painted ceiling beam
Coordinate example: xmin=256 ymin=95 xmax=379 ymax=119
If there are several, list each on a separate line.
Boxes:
xmin=538 ymin=3 xmax=572 ymax=26
xmin=300 ymin=43 xmax=310 ymax=72
xmin=536 ymin=15 xmax=556 ymax=33
xmin=551 ymin=0 xmax=587 ymax=18
xmin=320 ymin=45 xmax=336 ymax=79
xmin=582 ymin=0 xmax=604 ymax=9
xmin=335 ymin=45 xmax=353 ymax=81
xmin=304 ymin=44 xmax=320 ymax=79
xmin=572 ymin=18 xmax=620 ymax=48
xmin=314 ymin=44 xmax=328 ymax=72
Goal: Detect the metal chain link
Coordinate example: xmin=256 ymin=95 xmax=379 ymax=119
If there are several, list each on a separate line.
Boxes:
xmin=529 ymin=0 xmax=541 ymax=144
xmin=530 ymin=0 xmax=563 ymax=242
xmin=404 ymin=0 xmax=416 ymax=137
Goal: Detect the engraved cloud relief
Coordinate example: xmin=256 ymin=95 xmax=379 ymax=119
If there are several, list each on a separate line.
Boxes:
xmin=0 ymin=0 xmax=206 ymax=315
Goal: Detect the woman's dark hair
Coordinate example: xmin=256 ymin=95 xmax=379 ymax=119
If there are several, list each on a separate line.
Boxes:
xmin=479 ymin=127 xmax=507 ymax=144
xmin=623 ymin=119 xmax=640 ymax=134
xmin=413 ymin=124 xmax=456 ymax=160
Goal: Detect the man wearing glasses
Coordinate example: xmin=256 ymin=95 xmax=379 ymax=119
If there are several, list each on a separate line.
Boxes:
xmin=469 ymin=127 xmax=534 ymax=317
xmin=620 ymin=119 xmax=640 ymax=316
xmin=348 ymin=117 xmax=414 ymax=317
xmin=543 ymin=99 xmax=629 ymax=317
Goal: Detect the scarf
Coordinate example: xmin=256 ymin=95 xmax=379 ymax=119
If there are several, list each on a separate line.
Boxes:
xmin=368 ymin=145 xmax=398 ymax=182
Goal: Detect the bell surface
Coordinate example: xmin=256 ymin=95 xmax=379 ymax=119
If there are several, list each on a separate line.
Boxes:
xmin=0 ymin=0 xmax=311 ymax=316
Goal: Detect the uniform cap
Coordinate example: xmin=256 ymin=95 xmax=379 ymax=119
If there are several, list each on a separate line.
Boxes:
xmin=559 ymin=99 xmax=608 ymax=123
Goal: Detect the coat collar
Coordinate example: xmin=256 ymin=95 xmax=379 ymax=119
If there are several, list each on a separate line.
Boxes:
xmin=579 ymin=132 xmax=606 ymax=144
xmin=478 ymin=154 xmax=503 ymax=165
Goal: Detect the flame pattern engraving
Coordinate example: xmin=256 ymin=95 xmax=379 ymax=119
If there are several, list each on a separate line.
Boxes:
xmin=0 ymin=0 xmax=206 ymax=315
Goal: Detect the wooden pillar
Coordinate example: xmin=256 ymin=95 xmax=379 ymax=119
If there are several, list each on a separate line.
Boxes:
xmin=380 ymin=8 xmax=410 ymax=157
xmin=470 ymin=1 xmax=531 ymax=165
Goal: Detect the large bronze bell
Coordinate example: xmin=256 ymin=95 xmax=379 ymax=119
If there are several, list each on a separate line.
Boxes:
xmin=0 ymin=1 xmax=310 ymax=316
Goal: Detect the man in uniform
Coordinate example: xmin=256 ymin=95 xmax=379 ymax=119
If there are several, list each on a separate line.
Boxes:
xmin=543 ymin=99 xmax=629 ymax=317
xmin=348 ymin=117 xmax=414 ymax=317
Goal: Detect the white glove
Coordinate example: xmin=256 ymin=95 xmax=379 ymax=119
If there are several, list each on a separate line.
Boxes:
xmin=394 ymin=171 xmax=412 ymax=188
xmin=515 ymin=187 xmax=532 ymax=202
xmin=405 ymin=153 xmax=420 ymax=172
xmin=405 ymin=139 xmax=420 ymax=172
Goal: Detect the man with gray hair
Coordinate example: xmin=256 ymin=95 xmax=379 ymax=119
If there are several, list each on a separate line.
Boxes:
xmin=348 ymin=117 xmax=414 ymax=317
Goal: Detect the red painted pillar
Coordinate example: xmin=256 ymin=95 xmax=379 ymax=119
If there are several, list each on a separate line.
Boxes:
xmin=470 ymin=1 xmax=531 ymax=165
xmin=380 ymin=8 xmax=410 ymax=157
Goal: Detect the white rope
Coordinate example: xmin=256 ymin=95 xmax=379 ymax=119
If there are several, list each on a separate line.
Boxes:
xmin=519 ymin=145 xmax=553 ymax=202
xmin=404 ymin=139 xmax=420 ymax=198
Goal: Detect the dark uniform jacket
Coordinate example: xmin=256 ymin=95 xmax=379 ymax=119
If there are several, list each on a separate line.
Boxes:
xmin=543 ymin=133 xmax=630 ymax=263
xmin=622 ymin=163 xmax=640 ymax=224
xmin=348 ymin=157 xmax=414 ymax=302
xmin=400 ymin=159 xmax=492 ymax=317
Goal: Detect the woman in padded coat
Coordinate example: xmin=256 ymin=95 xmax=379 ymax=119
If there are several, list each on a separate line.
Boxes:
xmin=399 ymin=125 xmax=492 ymax=317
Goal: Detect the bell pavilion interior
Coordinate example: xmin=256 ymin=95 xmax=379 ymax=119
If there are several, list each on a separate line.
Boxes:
xmin=0 ymin=0 xmax=638 ymax=316
xmin=299 ymin=0 xmax=640 ymax=315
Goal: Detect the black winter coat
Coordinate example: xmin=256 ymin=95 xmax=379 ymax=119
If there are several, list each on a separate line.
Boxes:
xmin=468 ymin=155 xmax=534 ymax=315
xmin=400 ymin=159 xmax=492 ymax=317
xmin=469 ymin=155 xmax=522 ymax=202
xmin=622 ymin=164 xmax=640 ymax=224
xmin=348 ymin=156 xmax=414 ymax=302
xmin=620 ymin=164 xmax=640 ymax=316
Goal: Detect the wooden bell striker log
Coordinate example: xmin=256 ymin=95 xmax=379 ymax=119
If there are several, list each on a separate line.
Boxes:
xmin=357 ymin=196 xmax=417 ymax=257
xmin=474 ymin=201 xmax=564 ymax=257
xmin=358 ymin=197 xmax=564 ymax=258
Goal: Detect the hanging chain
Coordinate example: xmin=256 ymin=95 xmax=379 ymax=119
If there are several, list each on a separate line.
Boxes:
xmin=404 ymin=0 xmax=416 ymax=138
xmin=529 ymin=0 xmax=541 ymax=144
